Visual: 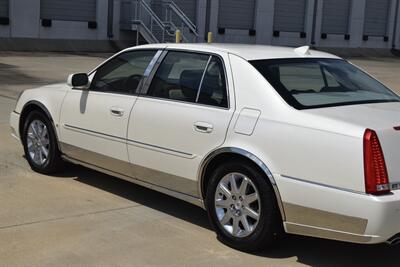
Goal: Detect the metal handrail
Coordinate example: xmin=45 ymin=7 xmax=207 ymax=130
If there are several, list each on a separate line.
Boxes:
xmin=162 ymin=0 xmax=198 ymax=36
xmin=139 ymin=0 xmax=166 ymax=31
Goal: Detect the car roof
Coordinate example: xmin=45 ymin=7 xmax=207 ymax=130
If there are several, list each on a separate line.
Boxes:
xmin=124 ymin=43 xmax=341 ymax=61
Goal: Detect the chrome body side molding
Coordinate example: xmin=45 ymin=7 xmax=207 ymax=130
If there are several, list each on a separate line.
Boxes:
xmin=197 ymin=147 xmax=286 ymax=220
xmin=284 ymin=222 xmax=373 ymax=244
xmin=60 ymin=142 xmax=201 ymax=206
xmin=63 ymin=124 xmax=195 ymax=158
xmin=283 ymin=203 xmax=368 ymax=235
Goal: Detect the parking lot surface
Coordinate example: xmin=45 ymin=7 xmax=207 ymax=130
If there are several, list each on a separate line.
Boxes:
xmin=1 ymin=52 xmax=400 ymax=267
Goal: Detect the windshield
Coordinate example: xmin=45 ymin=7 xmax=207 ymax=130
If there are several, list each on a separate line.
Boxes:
xmin=250 ymin=58 xmax=400 ymax=109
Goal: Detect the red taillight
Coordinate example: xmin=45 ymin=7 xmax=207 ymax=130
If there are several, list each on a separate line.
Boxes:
xmin=364 ymin=129 xmax=390 ymax=195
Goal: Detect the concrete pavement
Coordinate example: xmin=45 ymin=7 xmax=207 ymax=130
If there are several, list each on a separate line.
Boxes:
xmin=1 ymin=52 xmax=400 ymax=267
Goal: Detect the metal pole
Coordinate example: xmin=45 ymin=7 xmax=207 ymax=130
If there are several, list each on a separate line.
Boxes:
xmin=311 ymin=0 xmax=318 ymax=45
xmin=393 ymin=0 xmax=400 ymax=49
xmin=107 ymin=0 xmax=114 ymax=38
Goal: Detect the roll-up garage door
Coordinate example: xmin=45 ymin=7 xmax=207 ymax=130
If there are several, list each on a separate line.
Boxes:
xmin=273 ymin=0 xmax=307 ymax=32
xmin=321 ymin=0 xmax=351 ymax=34
xmin=173 ymin=0 xmax=197 ymax=24
xmin=218 ymin=0 xmax=255 ymax=29
xmin=0 ymin=0 xmax=8 ymax=18
xmin=41 ymin=0 xmax=97 ymax=21
xmin=364 ymin=0 xmax=390 ymax=36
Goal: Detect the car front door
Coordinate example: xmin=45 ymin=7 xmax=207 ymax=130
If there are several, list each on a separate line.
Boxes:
xmin=127 ymin=50 xmax=235 ymax=197
xmin=59 ymin=50 xmax=159 ymax=174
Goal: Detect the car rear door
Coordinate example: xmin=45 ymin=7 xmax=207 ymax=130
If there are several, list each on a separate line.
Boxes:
xmin=127 ymin=50 xmax=235 ymax=197
xmin=59 ymin=50 xmax=160 ymax=174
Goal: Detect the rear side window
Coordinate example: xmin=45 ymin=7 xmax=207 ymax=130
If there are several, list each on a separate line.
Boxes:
xmin=91 ymin=50 xmax=157 ymax=94
xmin=146 ymin=51 xmax=228 ymax=108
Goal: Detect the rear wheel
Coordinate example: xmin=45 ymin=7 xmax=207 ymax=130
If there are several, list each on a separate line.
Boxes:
xmin=22 ymin=110 xmax=63 ymax=174
xmin=206 ymin=160 xmax=282 ymax=252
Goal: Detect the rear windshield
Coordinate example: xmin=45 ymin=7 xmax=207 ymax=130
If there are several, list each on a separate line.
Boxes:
xmin=250 ymin=58 xmax=400 ymax=109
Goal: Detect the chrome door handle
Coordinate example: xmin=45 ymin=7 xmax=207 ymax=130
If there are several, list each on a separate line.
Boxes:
xmin=110 ymin=107 xmax=124 ymax=117
xmin=194 ymin=122 xmax=213 ymax=133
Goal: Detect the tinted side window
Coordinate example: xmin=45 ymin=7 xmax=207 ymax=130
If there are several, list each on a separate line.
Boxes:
xmin=91 ymin=50 xmax=157 ymax=94
xmin=197 ymin=56 xmax=228 ymax=108
xmin=147 ymin=52 xmax=210 ymax=103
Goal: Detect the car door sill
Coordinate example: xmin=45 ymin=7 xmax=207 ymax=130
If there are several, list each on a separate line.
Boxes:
xmin=61 ymin=155 xmax=205 ymax=209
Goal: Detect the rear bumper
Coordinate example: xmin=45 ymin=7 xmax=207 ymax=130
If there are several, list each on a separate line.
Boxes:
xmin=277 ymin=174 xmax=400 ymax=244
xmin=10 ymin=111 xmax=20 ymax=141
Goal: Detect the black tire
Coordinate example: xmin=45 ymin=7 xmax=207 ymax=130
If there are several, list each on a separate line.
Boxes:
xmin=22 ymin=110 xmax=63 ymax=174
xmin=206 ymin=160 xmax=282 ymax=252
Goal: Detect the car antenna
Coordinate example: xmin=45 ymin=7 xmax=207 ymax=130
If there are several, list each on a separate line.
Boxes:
xmin=294 ymin=45 xmax=311 ymax=56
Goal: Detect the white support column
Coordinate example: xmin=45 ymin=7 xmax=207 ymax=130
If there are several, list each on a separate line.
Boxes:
xmin=305 ymin=0 xmax=315 ymax=45
xmin=208 ymin=0 xmax=219 ymax=41
xmin=254 ymin=0 xmax=274 ymax=45
xmin=97 ymin=0 xmax=109 ymax=39
xmin=396 ymin=0 xmax=400 ymax=49
xmin=197 ymin=0 xmax=207 ymax=42
xmin=349 ymin=0 xmax=366 ymax=48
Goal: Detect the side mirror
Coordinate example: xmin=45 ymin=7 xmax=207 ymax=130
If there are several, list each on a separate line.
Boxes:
xmin=67 ymin=73 xmax=89 ymax=89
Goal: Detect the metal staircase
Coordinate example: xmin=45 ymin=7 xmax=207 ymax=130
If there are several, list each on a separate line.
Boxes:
xmin=120 ymin=0 xmax=199 ymax=44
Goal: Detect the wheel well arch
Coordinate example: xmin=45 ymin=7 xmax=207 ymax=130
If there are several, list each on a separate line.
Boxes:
xmin=19 ymin=101 xmax=60 ymax=149
xmin=198 ymin=147 xmax=286 ymax=220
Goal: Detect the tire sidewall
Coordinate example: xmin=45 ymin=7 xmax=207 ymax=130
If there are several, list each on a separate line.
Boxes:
xmin=206 ymin=161 xmax=281 ymax=251
xmin=22 ymin=110 xmax=59 ymax=173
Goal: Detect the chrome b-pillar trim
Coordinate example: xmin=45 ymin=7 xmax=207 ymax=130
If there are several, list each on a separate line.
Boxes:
xmin=198 ymin=147 xmax=286 ymax=220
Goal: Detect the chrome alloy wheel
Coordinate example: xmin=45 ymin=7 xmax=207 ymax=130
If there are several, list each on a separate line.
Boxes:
xmin=214 ymin=172 xmax=261 ymax=238
xmin=26 ymin=120 xmax=50 ymax=166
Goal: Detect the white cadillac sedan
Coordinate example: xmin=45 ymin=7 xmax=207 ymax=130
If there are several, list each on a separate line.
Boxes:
xmin=9 ymin=44 xmax=400 ymax=251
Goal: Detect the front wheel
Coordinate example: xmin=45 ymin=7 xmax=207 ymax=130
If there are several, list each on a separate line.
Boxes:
xmin=206 ymin=160 xmax=282 ymax=252
xmin=22 ymin=110 xmax=63 ymax=174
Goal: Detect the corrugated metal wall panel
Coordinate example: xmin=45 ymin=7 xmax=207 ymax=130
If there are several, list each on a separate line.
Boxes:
xmin=173 ymin=0 xmax=197 ymax=23
xmin=364 ymin=0 xmax=390 ymax=36
xmin=0 ymin=0 xmax=8 ymax=17
xmin=321 ymin=0 xmax=351 ymax=34
xmin=218 ymin=0 xmax=255 ymax=29
xmin=274 ymin=0 xmax=307 ymax=32
xmin=41 ymin=0 xmax=97 ymax=21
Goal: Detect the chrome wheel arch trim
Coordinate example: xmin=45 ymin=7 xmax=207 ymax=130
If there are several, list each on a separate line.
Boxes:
xmin=198 ymin=147 xmax=286 ymax=220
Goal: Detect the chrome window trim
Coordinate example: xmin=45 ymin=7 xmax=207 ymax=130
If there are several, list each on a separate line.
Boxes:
xmin=140 ymin=49 xmax=231 ymax=110
xmin=81 ymin=49 xmax=164 ymax=95
xmin=198 ymin=147 xmax=286 ymax=220
xmin=195 ymin=55 xmax=212 ymax=103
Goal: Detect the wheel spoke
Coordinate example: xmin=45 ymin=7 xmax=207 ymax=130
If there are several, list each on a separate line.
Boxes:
xmin=27 ymin=140 xmax=33 ymax=148
xmin=32 ymin=121 xmax=39 ymax=137
xmin=215 ymin=198 xmax=230 ymax=209
xmin=218 ymin=183 xmax=231 ymax=198
xmin=232 ymin=217 xmax=240 ymax=236
xmin=229 ymin=174 xmax=239 ymax=194
xmin=240 ymin=215 xmax=251 ymax=233
xmin=244 ymin=192 xmax=258 ymax=205
xmin=239 ymin=178 xmax=249 ymax=196
xmin=38 ymin=148 xmax=43 ymax=164
xmin=41 ymin=146 xmax=49 ymax=158
xmin=244 ymin=206 xmax=259 ymax=220
xmin=40 ymin=125 xmax=48 ymax=139
xmin=220 ymin=212 xmax=232 ymax=225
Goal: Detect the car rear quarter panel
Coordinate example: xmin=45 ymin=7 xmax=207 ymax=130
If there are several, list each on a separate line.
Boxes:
xmin=227 ymin=54 xmax=366 ymax=192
